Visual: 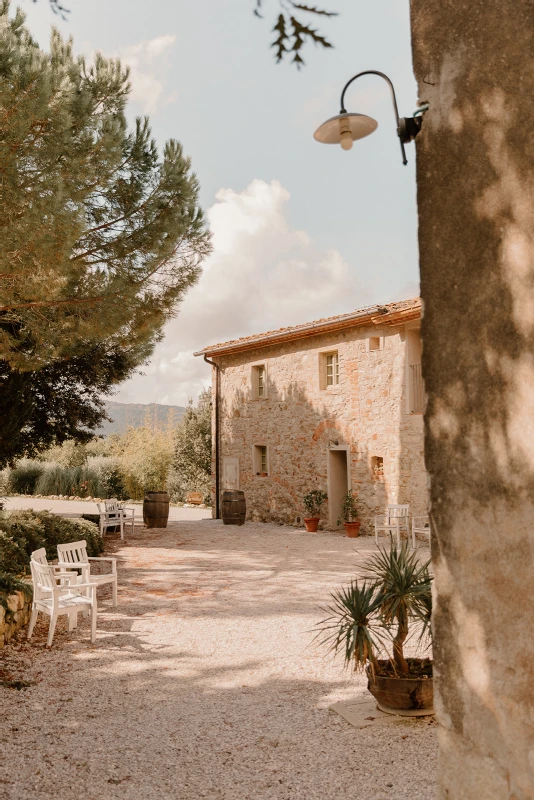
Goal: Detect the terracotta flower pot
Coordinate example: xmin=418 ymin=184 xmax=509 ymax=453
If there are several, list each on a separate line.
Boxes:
xmin=304 ymin=517 xmax=320 ymax=533
xmin=344 ymin=521 xmax=361 ymax=538
xmin=366 ymin=659 xmax=434 ymax=716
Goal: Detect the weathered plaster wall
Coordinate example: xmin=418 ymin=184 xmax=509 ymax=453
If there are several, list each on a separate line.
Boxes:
xmin=410 ymin=2 xmax=534 ymax=796
xmin=213 ymin=323 xmax=426 ymax=531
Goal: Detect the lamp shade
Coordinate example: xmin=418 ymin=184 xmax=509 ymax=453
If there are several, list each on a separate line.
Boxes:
xmin=313 ymin=112 xmax=378 ymax=145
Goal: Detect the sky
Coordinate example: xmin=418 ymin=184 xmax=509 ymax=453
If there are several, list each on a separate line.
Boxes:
xmin=21 ymin=0 xmax=420 ymax=406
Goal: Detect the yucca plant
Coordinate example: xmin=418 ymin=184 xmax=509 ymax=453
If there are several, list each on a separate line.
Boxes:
xmin=316 ymin=540 xmax=432 ymax=677
xmin=316 ymin=579 xmax=391 ymax=676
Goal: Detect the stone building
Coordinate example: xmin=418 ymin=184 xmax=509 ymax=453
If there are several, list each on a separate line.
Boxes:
xmin=196 ymin=297 xmax=428 ymax=531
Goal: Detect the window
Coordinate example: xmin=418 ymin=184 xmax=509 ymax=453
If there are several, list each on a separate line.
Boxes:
xmin=326 ymin=353 xmax=339 ymax=386
xmin=371 ymin=456 xmax=384 ymax=480
xmin=253 ymin=445 xmax=269 ymax=475
xmin=319 ymin=351 xmax=340 ymax=389
xmin=368 ymin=336 xmax=383 ymax=352
xmin=251 ymin=364 xmax=267 ymax=399
xmin=257 ymin=366 xmax=265 ymax=397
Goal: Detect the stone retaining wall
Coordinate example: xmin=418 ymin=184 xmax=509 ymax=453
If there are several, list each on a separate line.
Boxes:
xmin=0 ymin=591 xmax=31 ymax=648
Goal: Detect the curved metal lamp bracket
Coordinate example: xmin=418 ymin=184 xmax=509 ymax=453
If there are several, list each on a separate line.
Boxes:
xmin=340 ymin=70 xmax=421 ymax=165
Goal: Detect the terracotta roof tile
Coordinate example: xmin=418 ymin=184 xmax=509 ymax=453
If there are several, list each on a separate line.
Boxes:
xmin=194 ymin=297 xmax=421 ymax=358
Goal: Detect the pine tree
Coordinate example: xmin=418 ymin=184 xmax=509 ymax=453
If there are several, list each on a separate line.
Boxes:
xmin=0 ymin=1 xmax=211 ymax=370
xmin=0 ymin=341 xmax=143 ymax=466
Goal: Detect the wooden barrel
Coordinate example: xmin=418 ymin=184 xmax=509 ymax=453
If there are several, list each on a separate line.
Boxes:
xmin=222 ymin=490 xmax=246 ymax=526
xmin=143 ymin=491 xmax=170 ymax=529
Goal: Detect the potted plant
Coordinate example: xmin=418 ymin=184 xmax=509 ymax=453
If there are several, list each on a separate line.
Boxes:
xmin=303 ymin=490 xmax=328 ymax=533
xmin=337 ymin=489 xmax=360 ymax=537
xmin=316 ymin=541 xmax=433 ymax=715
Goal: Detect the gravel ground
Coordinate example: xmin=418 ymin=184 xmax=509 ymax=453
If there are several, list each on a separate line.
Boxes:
xmin=1 ymin=520 xmax=437 ymax=800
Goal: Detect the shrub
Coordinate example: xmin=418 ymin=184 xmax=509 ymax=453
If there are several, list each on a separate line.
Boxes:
xmin=35 ymin=464 xmax=89 ymax=497
xmin=117 ymin=418 xmax=175 ymax=500
xmin=0 ymin=571 xmax=32 ymax=598
xmin=0 ymin=530 xmax=33 ymax=575
xmin=38 ymin=440 xmax=87 ymax=467
xmin=0 ymin=510 xmax=104 ymax=575
xmin=0 ymin=571 xmax=32 ymax=617
xmin=37 ymin=512 xmax=104 ymax=560
xmin=0 ymin=510 xmax=104 ymax=622
xmin=8 ymin=459 xmax=45 ymax=495
xmin=170 ymin=390 xmax=212 ymax=503
xmin=303 ymin=490 xmax=328 ymax=518
xmin=86 ymin=456 xmax=127 ymax=499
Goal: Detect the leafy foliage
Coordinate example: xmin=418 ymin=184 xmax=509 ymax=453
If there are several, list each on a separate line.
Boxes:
xmin=0 ymin=509 xmax=103 ymax=615
xmin=0 ymin=1 xmax=211 ymax=371
xmin=0 ymin=341 xmax=145 ymax=467
xmin=169 ymin=389 xmax=212 ymax=503
xmin=337 ymin=489 xmax=358 ymax=524
xmin=254 ymin=0 xmax=337 ymax=66
xmin=0 ymin=509 xmax=103 ymax=576
xmin=303 ymin=489 xmax=328 ymax=517
xmin=0 ymin=571 xmax=32 ymax=598
xmin=114 ymin=413 xmax=177 ymax=500
xmin=315 ymin=541 xmax=432 ymax=677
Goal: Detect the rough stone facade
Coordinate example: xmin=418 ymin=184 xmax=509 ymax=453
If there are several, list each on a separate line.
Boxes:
xmin=202 ymin=305 xmax=427 ymax=532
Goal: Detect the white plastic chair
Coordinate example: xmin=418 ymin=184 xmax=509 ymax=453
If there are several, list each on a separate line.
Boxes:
xmin=117 ymin=503 xmax=136 ymax=536
xmin=31 ymin=547 xmax=82 ymax=628
xmin=56 ymin=540 xmax=118 ymax=607
xmin=374 ymin=504 xmax=410 ymax=547
xmin=31 ymin=548 xmax=82 ymax=592
xmin=28 ymin=559 xmax=97 ymax=647
xmin=412 ymin=516 xmax=431 ymax=547
xmin=97 ymin=500 xmax=124 ymax=540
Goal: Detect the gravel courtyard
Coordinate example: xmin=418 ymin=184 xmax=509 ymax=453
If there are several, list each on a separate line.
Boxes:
xmin=1 ymin=520 xmax=437 ymax=800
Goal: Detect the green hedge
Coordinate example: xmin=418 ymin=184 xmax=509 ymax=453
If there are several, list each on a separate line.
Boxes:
xmin=0 ymin=510 xmax=104 ymax=577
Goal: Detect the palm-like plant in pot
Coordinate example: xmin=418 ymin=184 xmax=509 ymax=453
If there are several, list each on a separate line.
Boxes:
xmin=316 ymin=541 xmax=433 ymax=715
xmin=302 ymin=490 xmax=327 ymax=533
xmin=337 ymin=489 xmax=360 ymax=537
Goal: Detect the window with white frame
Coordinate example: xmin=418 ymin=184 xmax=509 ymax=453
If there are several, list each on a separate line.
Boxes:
xmin=251 ymin=364 xmax=267 ymax=399
xmin=319 ymin=351 xmax=340 ymax=389
xmin=253 ymin=445 xmax=269 ymax=475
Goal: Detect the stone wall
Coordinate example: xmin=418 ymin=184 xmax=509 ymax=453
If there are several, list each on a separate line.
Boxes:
xmin=213 ymin=321 xmax=426 ymax=531
xmin=410 ymin=1 xmax=534 ymax=797
xmin=0 ymin=591 xmax=31 ymax=648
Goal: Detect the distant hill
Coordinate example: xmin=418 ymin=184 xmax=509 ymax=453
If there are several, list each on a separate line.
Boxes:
xmin=97 ymin=401 xmax=186 ymax=435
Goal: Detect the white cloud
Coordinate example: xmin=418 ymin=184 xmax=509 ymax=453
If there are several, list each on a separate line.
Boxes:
xmin=114 ymin=179 xmax=369 ymax=406
xmin=116 ymin=35 xmax=177 ymax=115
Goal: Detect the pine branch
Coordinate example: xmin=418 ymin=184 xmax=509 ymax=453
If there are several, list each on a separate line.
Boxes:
xmin=258 ymin=0 xmax=337 ymax=66
xmin=271 ymin=14 xmax=288 ymax=63
xmin=291 ymin=4 xmax=337 ymax=17
xmin=0 ymin=297 xmax=104 ymax=312
xmin=39 ymin=0 xmax=70 ymax=20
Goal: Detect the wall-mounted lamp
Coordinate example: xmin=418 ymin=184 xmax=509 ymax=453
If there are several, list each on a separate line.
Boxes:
xmin=313 ymin=70 xmax=424 ymax=165
xmin=329 ymin=439 xmax=340 ymax=448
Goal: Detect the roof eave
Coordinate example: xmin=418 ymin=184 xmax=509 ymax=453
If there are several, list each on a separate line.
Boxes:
xmin=194 ymin=299 xmax=421 ymax=359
